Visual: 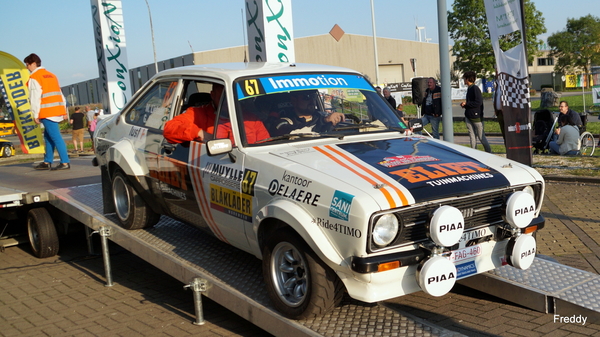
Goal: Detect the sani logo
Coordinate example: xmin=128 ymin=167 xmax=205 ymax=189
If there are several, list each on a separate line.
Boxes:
xmin=330 ymin=190 xmax=354 ymax=221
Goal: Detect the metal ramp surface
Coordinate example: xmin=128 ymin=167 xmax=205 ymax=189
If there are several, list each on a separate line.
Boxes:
xmin=48 ymin=183 xmax=461 ymax=337
xmin=459 ymin=257 xmax=600 ymax=323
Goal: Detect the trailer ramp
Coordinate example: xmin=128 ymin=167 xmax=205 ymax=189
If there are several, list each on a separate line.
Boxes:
xmin=48 ymin=183 xmax=461 ymax=337
xmin=459 ymin=257 xmax=600 ymax=323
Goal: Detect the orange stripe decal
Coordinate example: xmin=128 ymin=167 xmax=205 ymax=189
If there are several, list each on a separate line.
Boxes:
xmin=314 ymin=145 xmax=408 ymax=208
xmin=188 ymin=142 xmax=228 ymax=243
xmin=323 ymin=145 xmax=409 ymax=206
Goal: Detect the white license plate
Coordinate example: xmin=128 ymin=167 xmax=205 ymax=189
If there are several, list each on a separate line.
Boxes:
xmin=448 ymin=244 xmax=482 ymax=263
xmin=459 ymin=226 xmax=494 ymax=244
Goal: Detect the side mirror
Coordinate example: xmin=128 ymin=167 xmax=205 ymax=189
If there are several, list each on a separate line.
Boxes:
xmin=206 ymin=138 xmax=232 ymax=156
xmin=409 ymin=118 xmax=423 ymax=132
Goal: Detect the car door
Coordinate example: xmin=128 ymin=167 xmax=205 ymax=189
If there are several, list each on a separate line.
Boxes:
xmin=153 ymin=79 xmax=213 ymax=230
xmin=121 ymin=78 xmax=184 ymax=216
xmin=187 ymin=86 xmax=254 ymax=250
xmin=153 ymin=79 xmax=251 ymax=252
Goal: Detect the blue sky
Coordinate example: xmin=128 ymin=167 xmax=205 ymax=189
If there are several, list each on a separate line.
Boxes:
xmin=1 ymin=0 xmax=596 ymax=86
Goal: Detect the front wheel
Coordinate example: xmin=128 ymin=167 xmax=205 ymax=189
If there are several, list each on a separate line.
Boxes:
xmin=1 ymin=144 xmax=12 ymax=158
xmin=111 ymin=170 xmax=160 ymax=230
xmin=262 ymin=229 xmax=343 ymax=319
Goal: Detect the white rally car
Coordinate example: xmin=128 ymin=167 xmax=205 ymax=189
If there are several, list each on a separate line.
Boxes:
xmin=93 ymin=63 xmax=544 ymax=319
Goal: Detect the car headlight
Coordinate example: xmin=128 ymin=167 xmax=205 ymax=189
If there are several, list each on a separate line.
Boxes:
xmin=522 ymin=185 xmax=535 ymax=199
xmin=372 ymin=214 xmax=399 ymax=247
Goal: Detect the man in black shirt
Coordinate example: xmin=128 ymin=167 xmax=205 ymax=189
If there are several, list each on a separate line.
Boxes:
xmin=558 ymin=101 xmax=582 ymax=129
xmin=383 ymin=87 xmax=396 ymax=110
xmin=69 ymin=106 xmax=86 ymax=153
xmin=421 ymin=77 xmax=442 ymax=139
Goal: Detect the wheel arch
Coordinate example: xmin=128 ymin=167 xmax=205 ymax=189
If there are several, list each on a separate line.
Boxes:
xmin=103 ymin=142 xmax=165 ymax=218
xmin=106 ymin=139 xmax=147 ymax=177
xmin=254 ymin=199 xmax=344 ymax=266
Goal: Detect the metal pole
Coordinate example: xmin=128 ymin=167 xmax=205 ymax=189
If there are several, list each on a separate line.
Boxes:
xmin=98 ymin=226 xmax=113 ymax=287
xmin=144 ymin=0 xmax=159 ymax=74
xmin=370 ymin=0 xmax=380 ymax=85
xmin=437 ymin=0 xmax=453 ymax=143
xmin=85 ymin=226 xmax=95 ymax=255
xmin=184 ymin=278 xmax=208 ymax=325
xmin=582 ymin=74 xmax=586 ymax=112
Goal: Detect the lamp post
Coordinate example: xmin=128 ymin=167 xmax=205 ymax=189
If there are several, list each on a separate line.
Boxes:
xmin=370 ymin=0 xmax=379 ymax=85
xmin=144 ymin=0 xmax=159 ymax=74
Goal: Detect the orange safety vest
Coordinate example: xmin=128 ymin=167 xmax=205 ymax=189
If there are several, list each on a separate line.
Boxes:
xmin=28 ymin=68 xmax=66 ymax=119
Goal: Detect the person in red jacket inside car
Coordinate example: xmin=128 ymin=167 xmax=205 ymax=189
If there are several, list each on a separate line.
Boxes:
xmin=215 ymin=98 xmax=270 ymax=145
xmin=164 ymin=84 xmax=270 ymax=145
xmin=163 ymin=84 xmax=224 ymax=143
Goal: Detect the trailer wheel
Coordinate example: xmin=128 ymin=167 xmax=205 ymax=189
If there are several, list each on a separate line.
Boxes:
xmin=262 ymin=229 xmax=343 ymax=319
xmin=111 ymin=170 xmax=160 ymax=230
xmin=27 ymin=207 xmax=59 ymax=258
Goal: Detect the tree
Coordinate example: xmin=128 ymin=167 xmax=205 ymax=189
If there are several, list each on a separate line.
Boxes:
xmin=547 ymin=15 xmax=600 ymax=88
xmin=448 ymin=0 xmax=546 ymax=79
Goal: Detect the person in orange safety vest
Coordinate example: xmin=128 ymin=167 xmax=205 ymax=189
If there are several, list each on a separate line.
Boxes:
xmin=24 ymin=53 xmax=70 ymax=170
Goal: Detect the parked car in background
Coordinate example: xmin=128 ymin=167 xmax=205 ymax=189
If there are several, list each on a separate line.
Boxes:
xmin=0 ymin=119 xmax=16 ymax=137
xmin=0 ymin=139 xmax=15 ymax=158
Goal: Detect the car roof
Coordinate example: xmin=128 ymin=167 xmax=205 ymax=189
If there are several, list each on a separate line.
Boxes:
xmin=155 ymin=62 xmax=362 ymax=82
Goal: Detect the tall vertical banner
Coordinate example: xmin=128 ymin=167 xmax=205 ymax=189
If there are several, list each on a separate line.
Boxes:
xmin=246 ymin=0 xmax=295 ymax=63
xmin=484 ymin=0 xmax=532 ymax=166
xmin=90 ymin=0 xmax=132 ymax=114
xmin=0 ymin=51 xmax=44 ymax=154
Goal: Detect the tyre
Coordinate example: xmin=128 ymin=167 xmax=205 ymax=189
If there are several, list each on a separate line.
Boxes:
xmin=111 ymin=170 xmax=160 ymax=230
xmin=27 ymin=207 xmax=59 ymax=258
xmin=580 ymin=132 xmax=595 ymax=156
xmin=1 ymin=144 xmax=11 ymax=158
xmin=262 ymin=229 xmax=343 ymax=319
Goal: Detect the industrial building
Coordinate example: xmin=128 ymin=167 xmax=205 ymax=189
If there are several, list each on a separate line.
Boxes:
xmin=62 ymin=34 xmax=446 ymax=106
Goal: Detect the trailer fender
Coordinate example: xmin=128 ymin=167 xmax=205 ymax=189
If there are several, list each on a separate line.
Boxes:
xmin=253 ymin=199 xmax=344 ymax=267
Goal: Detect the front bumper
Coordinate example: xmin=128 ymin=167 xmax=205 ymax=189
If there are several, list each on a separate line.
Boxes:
xmin=351 ymin=215 xmax=545 ymax=274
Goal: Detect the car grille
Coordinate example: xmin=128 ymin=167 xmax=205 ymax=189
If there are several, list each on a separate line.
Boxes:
xmin=368 ymin=184 xmax=542 ymax=253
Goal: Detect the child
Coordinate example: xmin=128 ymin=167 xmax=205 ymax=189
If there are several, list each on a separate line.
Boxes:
xmin=89 ymin=113 xmax=99 ymax=151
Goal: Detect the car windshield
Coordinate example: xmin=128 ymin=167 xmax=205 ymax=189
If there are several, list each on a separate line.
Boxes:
xmin=231 ymin=73 xmax=408 ymax=146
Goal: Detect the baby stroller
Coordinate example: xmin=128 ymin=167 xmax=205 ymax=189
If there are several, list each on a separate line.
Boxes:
xmin=531 ymin=109 xmax=596 ymax=156
xmin=532 ymin=109 xmax=555 ymax=154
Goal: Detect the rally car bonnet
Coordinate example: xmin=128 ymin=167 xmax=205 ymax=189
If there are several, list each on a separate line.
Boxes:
xmin=271 ymin=137 xmax=511 ymax=205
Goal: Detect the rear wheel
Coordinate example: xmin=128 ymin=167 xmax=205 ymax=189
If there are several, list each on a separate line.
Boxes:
xmin=580 ymin=132 xmax=595 ymax=156
xmin=27 ymin=208 xmax=59 ymax=258
xmin=111 ymin=170 xmax=160 ymax=230
xmin=262 ymin=229 xmax=343 ymax=319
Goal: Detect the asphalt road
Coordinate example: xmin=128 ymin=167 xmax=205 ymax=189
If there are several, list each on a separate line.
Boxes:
xmin=0 ymin=155 xmax=100 ymax=193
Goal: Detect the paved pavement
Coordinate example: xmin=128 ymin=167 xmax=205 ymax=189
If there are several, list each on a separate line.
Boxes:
xmin=385 ymin=181 xmax=600 ymax=336
xmin=1 ymin=160 xmax=600 ymax=336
